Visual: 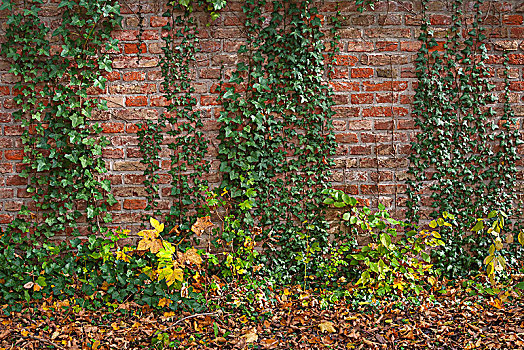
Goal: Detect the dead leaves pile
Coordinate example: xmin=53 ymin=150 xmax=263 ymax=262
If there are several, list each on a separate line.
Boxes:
xmin=1 ymin=281 xmax=523 ymax=349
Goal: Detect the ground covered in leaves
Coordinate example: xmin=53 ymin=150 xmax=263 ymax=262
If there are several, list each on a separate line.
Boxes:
xmin=1 ymin=280 xmax=523 ymax=350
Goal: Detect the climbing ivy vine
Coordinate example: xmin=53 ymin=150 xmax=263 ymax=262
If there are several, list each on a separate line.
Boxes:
xmin=406 ymin=0 xmax=522 ymax=277
xmin=137 ymin=1 xmax=210 ymax=232
xmin=0 ymin=0 xmax=121 ymax=238
xmin=217 ymin=0 xmax=338 ymax=282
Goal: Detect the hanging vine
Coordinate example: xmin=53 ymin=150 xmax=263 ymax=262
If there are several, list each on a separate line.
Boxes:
xmin=137 ymin=1 xmax=210 ymax=232
xmin=0 ymin=0 xmax=121 ymax=238
xmin=406 ymin=0 xmax=522 ymax=277
xmin=217 ymin=0 xmax=338 ymax=282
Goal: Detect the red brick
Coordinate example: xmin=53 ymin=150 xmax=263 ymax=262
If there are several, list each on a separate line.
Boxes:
xmin=376 ymin=41 xmax=398 ymax=51
xmin=350 ymin=145 xmax=371 ymax=155
xmin=398 ymin=120 xmax=415 ymax=129
xmin=123 ymin=71 xmax=146 ymax=81
xmin=101 ymin=123 xmax=125 ymax=133
xmin=105 ymin=71 xmax=121 ymax=82
xmin=363 ymin=107 xmax=408 ymax=117
xmin=346 ymin=41 xmax=374 ymax=52
xmin=102 ymin=148 xmax=124 ymax=159
xmin=330 ymin=82 xmax=360 ymax=92
xmin=503 ymin=15 xmax=523 ymax=25
xmin=333 ymin=55 xmax=358 ymax=66
xmin=351 ymin=93 xmax=373 ymax=104
xmin=123 ymin=199 xmax=147 ymax=210
xmin=0 ymin=189 xmax=13 ymax=198
xmin=335 ymin=133 xmax=358 ymax=143
xmin=4 ymin=150 xmax=23 ymax=160
xmin=363 ymin=81 xmax=408 ymax=92
xmin=126 ymin=96 xmax=147 ymax=107
xmin=6 ymin=175 xmax=26 ymax=186
xmin=200 ymin=95 xmax=220 ymax=106
xmin=0 ymin=163 xmax=13 ymax=173
xmin=430 ymin=15 xmax=452 ymax=25
xmin=351 ymin=68 xmax=373 ymax=78
xmin=0 ymin=113 xmax=11 ymax=123
xmin=4 ymin=201 xmax=22 ymax=211
xmin=150 ymin=16 xmax=169 ymax=27
xmin=348 ymin=120 xmax=373 ymax=130
xmin=0 ymin=214 xmax=13 ymax=224
xmin=3 ymin=126 xmax=23 ymax=136
xmin=124 ymin=43 xmax=147 ymax=54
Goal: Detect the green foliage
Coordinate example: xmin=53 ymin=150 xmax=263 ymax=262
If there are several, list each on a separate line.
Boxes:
xmin=471 ymin=211 xmax=524 ymax=285
xmin=137 ymin=2 xmax=210 ymax=231
xmin=322 ymin=190 xmax=444 ymax=296
xmin=0 ymin=220 xmax=205 ymax=313
xmin=406 ymin=0 xmax=522 ymax=277
xmin=178 ymin=0 xmax=228 ymax=20
xmin=201 ymin=183 xmax=261 ymax=280
xmin=217 ymin=0 xmax=338 ymax=282
xmin=0 ymin=0 xmax=121 ymax=237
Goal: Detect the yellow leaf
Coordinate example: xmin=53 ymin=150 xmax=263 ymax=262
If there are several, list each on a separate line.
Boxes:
xmin=115 ymin=250 xmax=130 ymax=262
xmin=319 ymin=321 xmax=336 ymax=333
xmin=150 ymin=217 xmax=164 ymax=233
xmin=159 ymin=267 xmax=184 ymax=286
xmin=191 ymin=216 xmax=213 ymax=236
xmin=158 ymin=298 xmax=171 ymax=307
xmin=494 ymin=237 xmax=503 ymax=251
xmin=149 ymin=239 xmax=163 ymax=254
xmin=101 ymin=281 xmax=110 ymax=291
xmin=519 ymin=231 xmax=524 ymax=246
xmin=111 ymin=322 xmax=119 ymax=331
xmin=92 ymin=340 xmax=100 ymax=350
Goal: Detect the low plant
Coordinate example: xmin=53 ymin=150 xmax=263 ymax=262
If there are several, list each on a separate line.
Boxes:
xmin=200 ymin=180 xmax=261 ymax=281
xmin=471 ymin=211 xmax=524 ymax=286
xmin=322 ymin=189 xmax=445 ymax=296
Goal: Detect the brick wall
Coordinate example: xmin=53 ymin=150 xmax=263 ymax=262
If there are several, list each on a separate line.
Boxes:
xmin=0 ymin=0 xmax=523 ymax=232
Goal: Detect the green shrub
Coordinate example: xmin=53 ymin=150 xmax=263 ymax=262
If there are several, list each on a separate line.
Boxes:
xmin=322 ymin=189 xmax=445 ymax=296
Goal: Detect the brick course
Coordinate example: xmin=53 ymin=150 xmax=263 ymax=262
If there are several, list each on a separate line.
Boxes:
xmin=0 ymin=0 xmax=523 ymax=232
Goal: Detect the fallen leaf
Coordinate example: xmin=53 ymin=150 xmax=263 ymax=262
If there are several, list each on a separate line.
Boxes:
xmin=319 ymin=321 xmax=336 ymax=333
xmin=243 ymin=328 xmax=258 ymax=343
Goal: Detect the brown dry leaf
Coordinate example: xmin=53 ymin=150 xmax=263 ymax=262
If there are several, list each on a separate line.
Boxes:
xmin=243 ymin=328 xmax=258 ymax=343
xmin=191 ymin=216 xmax=213 ymax=236
xmin=178 ymin=248 xmax=203 ymax=266
xmin=260 ymin=338 xmax=278 ymax=349
xmin=319 ymin=321 xmax=336 ymax=333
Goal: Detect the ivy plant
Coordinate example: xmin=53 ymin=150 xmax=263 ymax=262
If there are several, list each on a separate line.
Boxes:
xmin=0 ymin=0 xmax=121 ymax=238
xmin=406 ymin=0 xmax=522 ymax=277
xmin=217 ymin=0 xmax=338 ymax=282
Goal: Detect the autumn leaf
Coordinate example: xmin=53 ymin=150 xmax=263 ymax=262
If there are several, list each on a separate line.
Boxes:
xmin=243 ymin=328 xmax=258 ymax=343
xmin=150 ymin=217 xmax=164 ymax=233
xmin=137 ymin=229 xmax=163 ymax=253
xmin=191 ymin=216 xmax=213 ymax=236
xmin=319 ymin=321 xmax=336 ymax=333
xmin=158 ymin=267 xmax=184 ymax=286
xmin=158 ymin=298 xmax=171 ymax=308
xmin=178 ymin=248 xmax=203 ymax=266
